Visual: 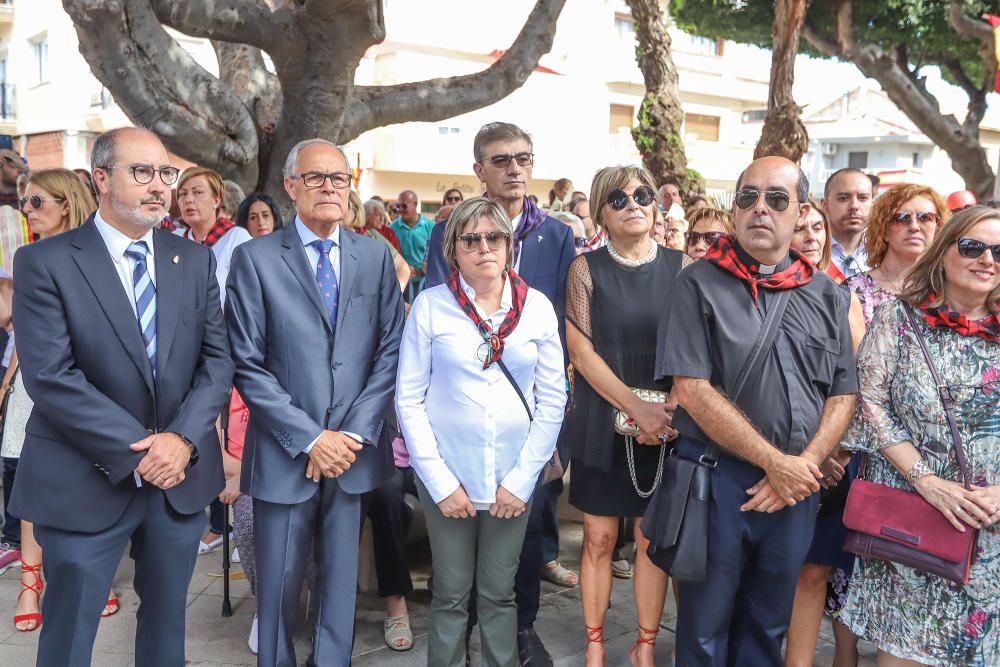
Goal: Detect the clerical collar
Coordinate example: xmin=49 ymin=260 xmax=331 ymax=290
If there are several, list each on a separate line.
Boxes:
xmin=733 ymin=240 xmax=790 ymax=276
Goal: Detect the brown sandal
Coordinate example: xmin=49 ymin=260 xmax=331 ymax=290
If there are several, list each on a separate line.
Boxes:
xmin=14 ymin=562 xmax=43 ymax=632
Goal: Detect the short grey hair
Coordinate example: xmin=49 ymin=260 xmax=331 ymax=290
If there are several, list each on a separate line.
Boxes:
xmin=222 ymin=180 xmax=246 ymax=217
xmin=473 ymin=122 xmax=533 ymax=164
xmin=283 ymin=138 xmax=352 ymax=178
xmin=551 ymin=211 xmax=585 ymax=238
xmin=442 ymin=196 xmax=515 ymax=273
xmin=362 ymin=198 xmax=384 ymax=218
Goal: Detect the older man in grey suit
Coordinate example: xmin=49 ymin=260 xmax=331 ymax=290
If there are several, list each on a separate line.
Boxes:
xmin=226 ymin=138 xmax=405 ymax=667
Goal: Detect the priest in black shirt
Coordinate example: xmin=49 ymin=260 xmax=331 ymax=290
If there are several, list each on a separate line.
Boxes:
xmin=656 ymin=156 xmax=858 ymax=666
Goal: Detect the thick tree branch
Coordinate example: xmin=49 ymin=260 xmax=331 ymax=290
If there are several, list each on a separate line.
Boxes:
xmin=63 ymin=0 xmax=259 ymax=185
xmin=151 ymin=0 xmax=294 ymax=54
xmin=801 ymin=22 xmax=839 ymax=58
xmin=943 ymin=56 xmax=980 ymax=98
xmin=341 ymin=0 xmax=566 ymax=140
xmin=947 ymin=0 xmax=998 ymax=92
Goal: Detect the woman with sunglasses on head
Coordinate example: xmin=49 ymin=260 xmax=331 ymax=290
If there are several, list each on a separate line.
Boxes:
xmin=836 ymin=206 xmax=1000 ymax=666
xmin=684 ymin=207 xmax=734 ymax=260
xmin=6 ymin=170 xmax=122 ymax=631
xmin=396 ymin=197 xmax=566 ymax=667
xmin=564 ymin=165 xmax=690 ymax=666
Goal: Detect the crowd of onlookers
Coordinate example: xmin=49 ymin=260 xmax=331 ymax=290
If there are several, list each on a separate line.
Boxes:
xmin=0 ymin=119 xmax=998 ymax=667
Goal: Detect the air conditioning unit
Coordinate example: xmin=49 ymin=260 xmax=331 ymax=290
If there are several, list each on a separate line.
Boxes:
xmin=822 ymin=143 xmax=838 ymax=156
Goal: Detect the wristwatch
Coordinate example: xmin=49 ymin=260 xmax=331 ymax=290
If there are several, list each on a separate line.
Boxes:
xmin=173 ymin=433 xmax=199 ymax=465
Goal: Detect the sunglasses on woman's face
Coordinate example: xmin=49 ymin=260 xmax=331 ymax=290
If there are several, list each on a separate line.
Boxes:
xmin=19 ymin=195 xmax=65 ymax=211
xmin=686 ymin=230 xmax=723 ymax=246
xmin=733 ymin=188 xmax=796 ymax=212
xmin=956 ymin=237 xmax=1000 ymax=263
xmin=606 ymin=186 xmax=656 ymax=211
xmin=893 ymin=211 xmax=939 ymax=225
xmin=457 ymin=231 xmax=509 ymax=252
xmin=444 ymin=195 xmax=462 ymax=204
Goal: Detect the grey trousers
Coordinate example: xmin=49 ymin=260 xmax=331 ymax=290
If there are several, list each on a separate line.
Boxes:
xmin=417 ymin=478 xmax=531 ymax=667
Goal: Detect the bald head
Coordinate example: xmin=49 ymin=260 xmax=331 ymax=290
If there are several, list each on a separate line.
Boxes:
xmin=397 ymin=189 xmax=419 ymax=224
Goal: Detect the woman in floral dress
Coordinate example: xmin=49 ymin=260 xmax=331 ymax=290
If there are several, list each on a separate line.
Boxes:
xmin=839 ymin=206 xmax=1000 ymax=666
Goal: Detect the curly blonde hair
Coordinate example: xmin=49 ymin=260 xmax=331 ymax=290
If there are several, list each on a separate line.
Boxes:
xmin=863 ymin=183 xmax=949 ymax=269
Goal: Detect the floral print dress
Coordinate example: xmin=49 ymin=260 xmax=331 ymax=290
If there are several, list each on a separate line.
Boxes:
xmin=839 ymin=299 xmax=1000 ymax=666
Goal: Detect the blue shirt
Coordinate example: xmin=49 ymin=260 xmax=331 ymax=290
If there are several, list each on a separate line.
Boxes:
xmin=295 ymin=215 xmax=342 ymax=285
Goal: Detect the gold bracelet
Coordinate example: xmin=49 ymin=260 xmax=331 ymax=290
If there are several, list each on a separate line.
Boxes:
xmin=905 ymin=459 xmax=934 ymax=486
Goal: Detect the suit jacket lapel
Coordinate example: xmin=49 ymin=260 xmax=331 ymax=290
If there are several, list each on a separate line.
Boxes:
xmin=335 ymin=229 xmax=359 ymax=335
xmin=71 ymin=218 xmax=155 ymax=394
xmin=281 ymin=224 xmax=334 ymax=336
xmin=153 ymin=231 xmax=182 ymax=376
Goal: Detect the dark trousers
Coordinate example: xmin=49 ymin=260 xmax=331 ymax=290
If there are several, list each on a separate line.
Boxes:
xmin=674 ymin=444 xmax=818 ymax=667
xmin=254 ymin=478 xmax=363 ymax=667
xmin=208 ymin=497 xmax=227 ymax=535
xmin=34 ymin=484 xmax=203 ymax=667
xmin=2 ymin=456 xmax=20 ymax=548
xmin=540 ymin=477 xmax=563 ymax=564
xmin=367 ymin=466 xmax=417 ymax=598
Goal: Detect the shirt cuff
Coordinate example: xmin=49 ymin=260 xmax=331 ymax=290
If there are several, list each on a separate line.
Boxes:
xmin=304 ymin=431 xmax=365 ymax=454
xmin=303 ymin=431 xmax=323 ymax=454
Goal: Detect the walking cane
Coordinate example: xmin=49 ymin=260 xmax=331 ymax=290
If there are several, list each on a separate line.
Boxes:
xmin=221 ymin=393 xmax=233 ymax=617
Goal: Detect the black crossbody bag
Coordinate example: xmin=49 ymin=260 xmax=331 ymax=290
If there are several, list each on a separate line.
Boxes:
xmin=641 ymin=289 xmax=790 ymax=582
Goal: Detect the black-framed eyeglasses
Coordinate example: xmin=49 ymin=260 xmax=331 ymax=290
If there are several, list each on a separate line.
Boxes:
xmin=956 ymin=237 xmax=1000 ymax=263
xmin=686 ymin=231 xmax=724 ymax=246
xmin=734 ymin=188 xmax=797 ymax=212
xmin=892 ymin=211 xmax=939 ymax=225
xmin=19 ymin=195 xmax=65 ymax=211
xmin=293 ymin=171 xmax=352 ymax=189
xmin=607 ymin=186 xmax=656 ymax=210
xmin=103 ymin=163 xmax=180 ymax=185
xmin=574 ymin=237 xmax=588 ymax=248
xmin=444 ymin=195 xmax=463 ymax=204
xmin=485 ymin=152 xmax=533 ymax=169
xmin=457 ymin=231 xmax=509 ymax=252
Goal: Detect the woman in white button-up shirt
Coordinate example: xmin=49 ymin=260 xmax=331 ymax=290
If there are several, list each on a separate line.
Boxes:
xmin=395 ymin=197 xmax=566 ymax=667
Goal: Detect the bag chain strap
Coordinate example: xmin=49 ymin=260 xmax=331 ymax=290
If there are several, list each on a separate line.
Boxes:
xmin=625 ymin=434 xmax=668 ymax=498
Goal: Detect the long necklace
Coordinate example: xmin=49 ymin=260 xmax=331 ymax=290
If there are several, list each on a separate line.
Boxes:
xmin=607 ymin=239 xmax=658 ymax=267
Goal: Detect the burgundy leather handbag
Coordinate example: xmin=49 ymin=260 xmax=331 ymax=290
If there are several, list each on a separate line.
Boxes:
xmin=842 ymin=306 xmax=978 ymax=585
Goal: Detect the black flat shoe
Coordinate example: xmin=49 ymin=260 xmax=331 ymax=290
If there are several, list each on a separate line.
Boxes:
xmin=517 ymin=626 xmax=553 ymax=667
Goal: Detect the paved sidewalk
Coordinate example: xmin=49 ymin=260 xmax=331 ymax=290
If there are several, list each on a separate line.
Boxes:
xmin=0 ymin=520 xmax=876 ymax=666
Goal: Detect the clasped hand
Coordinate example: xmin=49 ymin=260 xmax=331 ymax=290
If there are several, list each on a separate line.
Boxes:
xmin=915 ymin=477 xmax=1000 ymax=531
xmin=304 ymin=430 xmax=364 ymax=482
xmin=131 ymin=432 xmax=192 ymax=490
xmin=631 ymin=397 xmax=677 ymax=446
xmin=741 ymin=452 xmax=823 ymax=513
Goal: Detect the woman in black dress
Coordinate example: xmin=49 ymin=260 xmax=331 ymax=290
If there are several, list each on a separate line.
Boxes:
xmin=566 ymin=165 xmax=690 ymax=666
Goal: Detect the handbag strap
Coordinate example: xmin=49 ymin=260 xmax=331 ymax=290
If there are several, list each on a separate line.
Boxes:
xmin=702 ymin=289 xmax=791 ymax=463
xmin=497 ymin=357 xmax=533 ymax=423
xmin=902 ymin=305 xmax=972 ymax=490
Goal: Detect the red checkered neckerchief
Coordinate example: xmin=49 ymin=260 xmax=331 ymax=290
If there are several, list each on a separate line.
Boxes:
xmin=825 ymin=261 xmax=846 ymax=285
xmin=182 ymin=217 xmax=235 ymax=247
xmin=702 ymin=234 xmax=814 ymax=302
xmin=916 ymin=293 xmax=1000 ymax=344
xmin=447 ymin=269 xmax=529 ymax=369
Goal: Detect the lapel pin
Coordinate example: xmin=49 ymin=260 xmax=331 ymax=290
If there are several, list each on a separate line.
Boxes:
xmin=537 ymin=234 xmax=544 ymax=242
xmin=172 ymin=255 xmax=180 ymax=264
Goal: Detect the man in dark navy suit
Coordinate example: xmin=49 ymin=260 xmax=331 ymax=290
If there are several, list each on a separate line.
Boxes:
xmin=10 ymin=127 xmax=233 ymax=667
xmin=425 ymin=122 xmax=576 ymax=666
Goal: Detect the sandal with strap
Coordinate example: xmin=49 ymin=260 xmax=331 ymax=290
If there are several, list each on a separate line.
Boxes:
xmin=541 ymin=560 xmax=579 ymax=587
xmin=102 ymin=592 xmax=120 ymax=618
xmin=14 ymin=562 xmax=43 ymax=632
xmin=629 ymin=625 xmax=659 ymax=665
xmin=586 ymin=625 xmax=605 ymax=644
xmin=384 ymin=614 xmax=413 ymax=652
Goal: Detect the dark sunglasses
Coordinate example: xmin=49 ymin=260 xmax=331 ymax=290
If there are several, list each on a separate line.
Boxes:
xmin=956 ymin=237 xmax=1000 ymax=263
xmin=734 ymin=188 xmax=797 ymax=212
xmin=457 ymin=231 xmax=509 ymax=252
xmin=444 ymin=195 xmax=463 ymax=204
xmin=893 ymin=211 xmax=939 ymax=225
xmin=574 ymin=237 xmax=588 ymax=248
xmin=486 ymin=152 xmax=534 ymax=169
xmin=686 ymin=231 xmax=724 ymax=246
xmin=606 ymin=186 xmax=656 ymax=211
xmin=19 ymin=195 xmax=65 ymax=211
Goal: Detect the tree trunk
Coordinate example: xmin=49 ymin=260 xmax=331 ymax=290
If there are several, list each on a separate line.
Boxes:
xmin=754 ymin=0 xmax=809 ymax=162
xmin=63 ymin=0 xmax=567 ymax=205
xmin=803 ymin=0 xmax=996 ymax=198
xmin=624 ymin=0 xmax=704 ymax=197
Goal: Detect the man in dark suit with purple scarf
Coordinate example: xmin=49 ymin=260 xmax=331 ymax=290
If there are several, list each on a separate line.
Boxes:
xmin=425 ymin=121 xmax=575 ymax=666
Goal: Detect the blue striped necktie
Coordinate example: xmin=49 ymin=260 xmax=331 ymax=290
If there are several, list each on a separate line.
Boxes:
xmin=124 ymin=241 xmax=157 ymax=377
xmin=309 ymin=239 xmax=338 ymax=335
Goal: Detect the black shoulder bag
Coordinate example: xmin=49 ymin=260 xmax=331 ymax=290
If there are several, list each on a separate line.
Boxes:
xmin=641 ymin=289 xmax=790 ymax=582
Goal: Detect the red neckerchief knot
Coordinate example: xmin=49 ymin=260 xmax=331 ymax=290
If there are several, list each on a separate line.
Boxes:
xmin=447 ymin=269 xmax=529 ymax=369
xmin=182 ymin=217 xmax=235 ymax=248
xmin=701 ymin=234 xmax=815 ymax=301
xmin=917 ymin=293 xmax=1000 ymax=344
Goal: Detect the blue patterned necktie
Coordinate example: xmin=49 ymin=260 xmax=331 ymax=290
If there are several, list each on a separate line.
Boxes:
xmin=124 ymin=241 xmax=157 ymax=376
xmin=309 ymin=239 xmax=339 ymax=334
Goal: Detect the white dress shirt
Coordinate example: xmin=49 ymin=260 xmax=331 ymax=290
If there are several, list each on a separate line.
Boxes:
xmin=830 ymin=238 xmax=869 ymax=279
xmin=396 ymin=275 xmax=567 ymax=508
